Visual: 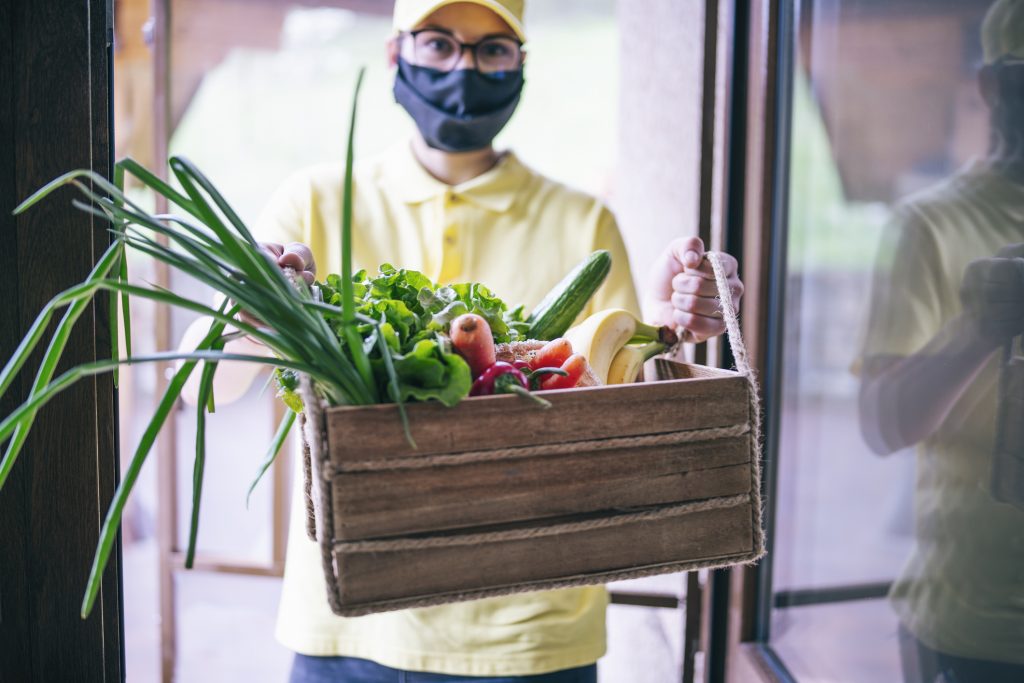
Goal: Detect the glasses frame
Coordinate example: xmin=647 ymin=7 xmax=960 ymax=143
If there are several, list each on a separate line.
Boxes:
xmin=403 ymin=28 xmax=524 ymax=73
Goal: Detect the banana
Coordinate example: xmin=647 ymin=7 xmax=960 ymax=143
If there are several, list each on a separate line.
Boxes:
xmin=606 ymin=341 xmax=668 ymax=384
xmin=563 ymin=309 xmax=665 ymax=384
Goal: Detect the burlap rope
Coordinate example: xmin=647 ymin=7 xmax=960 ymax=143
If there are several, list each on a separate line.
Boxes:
xmin=299 ymin=251 xmax=765 ymax=615
xmin=707 ymin=251 xmax=766 ymax=558
xmin=300 ymin=413 xmax=316 ymax=541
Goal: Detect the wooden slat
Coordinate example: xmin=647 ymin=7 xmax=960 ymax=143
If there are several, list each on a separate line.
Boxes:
xmin=333 ymin=435 xmax=752 ymax=539
xmin=653 ymin=358 xmax=737 ymax=380
xmin=335 ymin=502 xmax=754 ymax=605
xmin=169 ymin=551 xmax=284 ymax=578
xmin=271 ymin=396 xmax=292 ymax=563
xmin=326 ymin=365 xmax=749 ymax=460
xmin=152 ymin=2 xmax=176 ymax=681
xmin=610 ymin=592 xmax=681 ymax=609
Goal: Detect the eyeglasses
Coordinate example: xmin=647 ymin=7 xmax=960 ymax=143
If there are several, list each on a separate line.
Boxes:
xmin=404 ymin=29 xmax=523 ymax=74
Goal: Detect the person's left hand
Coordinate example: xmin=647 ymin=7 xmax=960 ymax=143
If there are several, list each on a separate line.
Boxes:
xmin=646 ymin=237 xmax=743 ymax=344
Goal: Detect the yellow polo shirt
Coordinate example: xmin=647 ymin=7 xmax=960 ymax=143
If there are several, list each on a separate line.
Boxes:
xmin=861 ymin=162 xmax=1024 ymax=664
xmin=254 ymin=141 xmax=639 ymax=676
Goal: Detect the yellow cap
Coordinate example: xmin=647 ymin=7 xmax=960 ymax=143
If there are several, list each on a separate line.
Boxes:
xmin=982 ymin=0 xmax=1024 ymax=63
xmin=393 ymin=0 xmax=527 ymax=43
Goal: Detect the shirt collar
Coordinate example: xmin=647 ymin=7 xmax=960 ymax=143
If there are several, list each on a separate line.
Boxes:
xmin=966 ymin=158 xmax=1024 ymax=220
xmin=386 ymin=142 xmax=530 ymax=213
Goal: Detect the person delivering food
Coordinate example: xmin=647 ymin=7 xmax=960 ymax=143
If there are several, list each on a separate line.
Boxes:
xmin=183 ymin=1 xmax=744 ymax=680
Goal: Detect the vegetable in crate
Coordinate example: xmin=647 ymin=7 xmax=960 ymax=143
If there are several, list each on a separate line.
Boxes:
xmin=0 ymin=65 xmax=624 ymax=622
xmin=468 ymin=361 xmax=551 ymax=407
xmin=449 ymin=313 xmax=496 ymax=377
xmin=0 ymin=66 xmax=509 ymax=618
xmin=528 ymin=338 xmax=573 ymax=370
xmin=526 ymin=249 xmax=612 ymax=340
xmin=539 ymin=354 xmax=590 ymax=391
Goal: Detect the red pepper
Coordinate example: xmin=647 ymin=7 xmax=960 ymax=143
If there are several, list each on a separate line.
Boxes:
xmin=470 ymin=361 xmax=551 ymax=408
xmin=470 ymin=361 xmax=527 ymax=396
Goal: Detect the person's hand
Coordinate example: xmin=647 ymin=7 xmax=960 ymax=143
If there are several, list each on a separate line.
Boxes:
xmin=960 ymin=243 xmax=1024 ymax=345
xmin=259 ymin=241 xmax=316 ymax=285
xmin=239 ymin=242 xmax=317 ymax=329
xmin=646 ymin=237 xmax=743 ymax=344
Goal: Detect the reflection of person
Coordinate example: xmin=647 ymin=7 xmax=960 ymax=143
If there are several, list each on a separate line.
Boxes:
xmin=181 ymin=1 xmax=744 ymax=681
xmin=858 ymin=1 xmax=1024 ymax=681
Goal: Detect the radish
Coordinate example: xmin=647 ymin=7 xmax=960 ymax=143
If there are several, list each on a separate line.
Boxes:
xmin=450 ymin=314 xmax=496 ymax=378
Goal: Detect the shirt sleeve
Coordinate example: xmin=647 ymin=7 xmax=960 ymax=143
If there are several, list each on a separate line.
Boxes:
xmin=586 ymin=205 xmax=642 ymax=319
xmin=859 ymin=205 xmax=945 ymax=365
xmin=252 ymin=170 xmax=311 ymax=247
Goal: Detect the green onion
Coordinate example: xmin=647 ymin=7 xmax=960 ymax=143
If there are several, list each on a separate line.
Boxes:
xmin=340 ymin=68 xmax=377 ymax=401
xmin=246 ymin=409 xmax=297 ymax=508
xmin=0 ymin=67 xmax=396 ymax=618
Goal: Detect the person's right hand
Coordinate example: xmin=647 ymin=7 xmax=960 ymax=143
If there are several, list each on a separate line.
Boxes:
xmin=960 ymin=243 xmax=1024 ymax=345
xmin=239 ymin=242 xmax=317 ymax=329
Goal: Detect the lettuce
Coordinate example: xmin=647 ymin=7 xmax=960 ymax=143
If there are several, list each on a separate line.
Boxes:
xmin=315 ymin=265 xmax=522 ymax=407
xmin=392 ymin=339 xmax=471 ymax=407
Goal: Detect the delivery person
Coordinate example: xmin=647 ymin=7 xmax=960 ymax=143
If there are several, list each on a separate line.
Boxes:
xmin=188 ymin=0 xmax=744 ymax=680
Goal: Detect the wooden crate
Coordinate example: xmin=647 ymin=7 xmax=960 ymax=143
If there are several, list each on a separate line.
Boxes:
xmin=301 ymin=358 xmax=765 ymax=617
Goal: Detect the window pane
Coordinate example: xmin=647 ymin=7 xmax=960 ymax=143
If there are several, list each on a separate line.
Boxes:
xmin=770 ymin=1 xmax=1024 ymax=681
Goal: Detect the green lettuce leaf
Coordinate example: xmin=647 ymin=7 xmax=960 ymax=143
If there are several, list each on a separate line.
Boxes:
xmin=392 ymin=339 xmax=471 ymax=407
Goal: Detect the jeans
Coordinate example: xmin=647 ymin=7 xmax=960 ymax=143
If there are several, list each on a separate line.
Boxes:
xmin=898 ymin=625 xmax=1024 ymax=683
xmin=289 ymin=654 xmax=598 ymax=683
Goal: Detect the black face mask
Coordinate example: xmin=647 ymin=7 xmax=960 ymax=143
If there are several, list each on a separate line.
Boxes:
xmin=393 ymin=56 xmax=524 ymax=153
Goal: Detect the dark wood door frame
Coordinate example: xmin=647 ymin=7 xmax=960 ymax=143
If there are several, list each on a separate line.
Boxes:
xmin=0 ymin=1 xmax=123 ymax=681
xmin=715 ymin=0 xmax=798 ymax=680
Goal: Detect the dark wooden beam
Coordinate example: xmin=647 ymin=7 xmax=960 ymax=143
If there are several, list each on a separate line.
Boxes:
xmin=0 ymin=1 xmax=121 ymax=680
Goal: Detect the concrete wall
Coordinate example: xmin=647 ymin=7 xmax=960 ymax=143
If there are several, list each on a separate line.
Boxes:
xmin=612 ymin=0 xmax=706 ymax=301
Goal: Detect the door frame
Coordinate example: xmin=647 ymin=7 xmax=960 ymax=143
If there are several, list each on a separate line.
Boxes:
xmin=704 ymin=0 xmax=799 ymax=680
xmin=0 ymin=1 xmax=123 ymax=681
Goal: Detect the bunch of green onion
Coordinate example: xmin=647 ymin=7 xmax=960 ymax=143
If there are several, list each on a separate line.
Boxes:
xmin=0 ymin=68 xmax=393 ymax=617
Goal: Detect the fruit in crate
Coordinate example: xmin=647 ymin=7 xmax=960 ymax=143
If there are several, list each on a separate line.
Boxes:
xmin=563 ymin=309 xmax=675 ymax=384
xmin=606 ymin=341 xmax=668 ymax=385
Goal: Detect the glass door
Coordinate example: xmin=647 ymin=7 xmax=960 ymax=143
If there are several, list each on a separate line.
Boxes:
xmin=748 ymin=0 xmax=1024 ymax=681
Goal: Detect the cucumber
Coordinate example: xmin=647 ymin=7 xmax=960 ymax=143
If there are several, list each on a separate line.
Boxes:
xmin=527 ymin=250 xmax=612 ymax=340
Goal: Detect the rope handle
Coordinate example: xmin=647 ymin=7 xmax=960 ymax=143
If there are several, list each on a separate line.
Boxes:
xmin=299 ymin=377 xmax=322 ymax=543
xmin=705 ymin=251 xmax=751 ymax=376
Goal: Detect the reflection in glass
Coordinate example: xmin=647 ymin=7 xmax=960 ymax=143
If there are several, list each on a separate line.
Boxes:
xmin=770 ymin=1 xmax=1024 ymax=681
xmin=857 ymin=1 xmax=1024 ymax=680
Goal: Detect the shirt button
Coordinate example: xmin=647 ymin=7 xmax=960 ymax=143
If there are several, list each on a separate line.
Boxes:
xmin=445 ymin=234 xmax=457 ymax=246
